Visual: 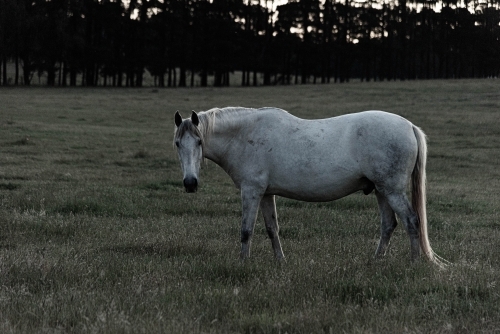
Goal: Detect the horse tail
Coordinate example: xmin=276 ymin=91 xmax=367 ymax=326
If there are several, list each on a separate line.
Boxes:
xmin=412 ymin=125 xmax=448 ymax=268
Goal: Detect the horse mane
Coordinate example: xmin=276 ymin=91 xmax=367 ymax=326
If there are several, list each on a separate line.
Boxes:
xmin=198 ymin=107 xmax=288 ymax=141
xmin=174 ymin=107 xmax=288 ymax=153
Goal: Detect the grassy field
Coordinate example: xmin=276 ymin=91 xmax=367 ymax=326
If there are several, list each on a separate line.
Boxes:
xmin=0 ymin=80 xmax=499 ymax=333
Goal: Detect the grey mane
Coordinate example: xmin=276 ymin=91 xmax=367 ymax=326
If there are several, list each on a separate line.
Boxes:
xmin=174 ymin=107 xmax=288 ymax=152
xmin=198 ymin=107 xmax=288 ymax=141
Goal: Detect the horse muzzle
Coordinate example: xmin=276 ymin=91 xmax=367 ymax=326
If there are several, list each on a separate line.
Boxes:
xmin=183 ymin=177 xmax=198 ymax=193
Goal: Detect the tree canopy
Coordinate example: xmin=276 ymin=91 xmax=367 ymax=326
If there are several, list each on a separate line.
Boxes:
xmin=0 ymin=0 xmax=499 ymax=87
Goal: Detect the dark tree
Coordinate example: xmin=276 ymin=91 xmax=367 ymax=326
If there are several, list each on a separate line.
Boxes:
xmin=0 ymin=0 xmax=498 ymax=86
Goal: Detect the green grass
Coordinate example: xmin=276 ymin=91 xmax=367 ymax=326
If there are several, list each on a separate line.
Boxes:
xmin=0 ymin=80 xmax=499 ymax=333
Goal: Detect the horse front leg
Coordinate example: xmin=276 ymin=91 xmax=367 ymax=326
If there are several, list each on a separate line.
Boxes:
xmin=240 ymin=187 xmax=263 ymax=260
xmin=260 ymin=195 xmax=285 ymax=261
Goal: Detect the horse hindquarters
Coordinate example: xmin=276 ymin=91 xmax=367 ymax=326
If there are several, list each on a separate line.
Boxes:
xmin=374 ymin=125 xmax=445 ymax=265
xmin=368 ymin=123 xmax=424 ymax=261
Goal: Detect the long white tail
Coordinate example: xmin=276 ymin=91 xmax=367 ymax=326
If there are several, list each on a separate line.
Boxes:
xmin=412 ymin=126 xmax=449 ymax=268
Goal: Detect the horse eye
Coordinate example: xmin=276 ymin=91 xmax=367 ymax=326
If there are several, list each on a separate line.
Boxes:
xmin=175 ymin=141 xmax=180 ymax=147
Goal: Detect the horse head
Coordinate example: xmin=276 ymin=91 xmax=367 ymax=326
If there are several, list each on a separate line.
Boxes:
xmin=174 ymin=111 xmax=202 ymax=193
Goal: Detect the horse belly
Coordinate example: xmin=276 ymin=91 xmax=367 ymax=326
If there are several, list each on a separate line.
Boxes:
xmin=266 ymin=171 xmax=370 ymax=202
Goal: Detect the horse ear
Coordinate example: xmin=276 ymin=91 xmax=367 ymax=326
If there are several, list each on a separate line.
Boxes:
xmin=191 ymin=111 xmax=199 ymax=126
xmin=175 ymin=111 xmax=182 ymax=127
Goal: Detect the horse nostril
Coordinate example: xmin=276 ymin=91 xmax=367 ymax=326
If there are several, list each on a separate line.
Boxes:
xmin=183 ymin=177 xmax=198 ymax=193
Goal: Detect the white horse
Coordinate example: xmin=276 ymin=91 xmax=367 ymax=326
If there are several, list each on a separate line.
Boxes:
xmin=173 ymin=107 xmax=446 ymax=266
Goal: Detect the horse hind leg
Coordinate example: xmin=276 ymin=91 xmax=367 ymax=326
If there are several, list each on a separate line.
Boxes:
xmin=260 ymin=195 xmax=285 ymax=261
xmin=384 ymin=192 xmax=421 ymax=261
xmin=374 ymin=191 xmax=398 ymax=257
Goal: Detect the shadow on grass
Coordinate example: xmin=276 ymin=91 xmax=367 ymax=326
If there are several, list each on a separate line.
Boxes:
xmin=0 ymin=182 xmax=20 ymax=190
xmin=11 ymin=136 xmax=34 ymax=146
xmin=0 ymin=241 xmax=16 ymax=250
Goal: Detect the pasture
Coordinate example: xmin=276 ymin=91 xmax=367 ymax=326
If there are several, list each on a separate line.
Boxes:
xmin=0 ymin=80 xmax=499 ymax=333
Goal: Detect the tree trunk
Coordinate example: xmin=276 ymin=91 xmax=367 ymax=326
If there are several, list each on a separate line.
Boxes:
xmin=15 ymin=56 xmax=19 ymax=85
xmin=200 ymin=70 xmax=207 ymax=87
xmin=47 ymin=64 xmax=56 ymax=86
xmin=58 ymin=62 xmax=63 ymax=86
xmin=159 ymin=73 xmax=165 ymax=87
xmin=263 ymin=71 xmax=271 ymax=85
xmin=179 ymin=67 xmax=186 ymax=87
xmin=23 ymin=61 xmax=31 ymax=86
xmin=2 ymin=57 xmax=6 ymax=85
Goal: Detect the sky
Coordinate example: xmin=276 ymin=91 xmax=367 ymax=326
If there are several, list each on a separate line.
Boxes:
xmin=124 ymin=0 xmax=489 ymax=20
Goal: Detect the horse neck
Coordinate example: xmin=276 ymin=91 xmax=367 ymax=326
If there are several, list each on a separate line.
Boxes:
xmin=200 ymin=110 xmax=248 ymax=165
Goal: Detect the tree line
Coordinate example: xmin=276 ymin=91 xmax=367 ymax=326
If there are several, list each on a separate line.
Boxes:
xmin=0 ymin=0 xmax=499 ymax=87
